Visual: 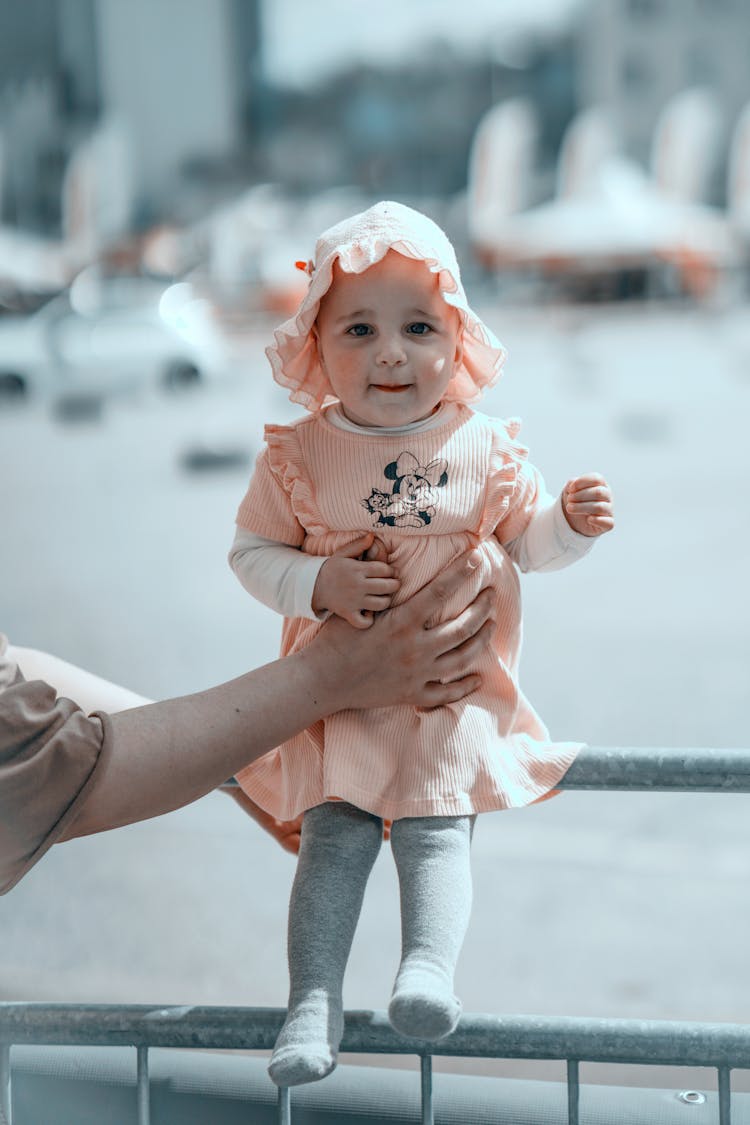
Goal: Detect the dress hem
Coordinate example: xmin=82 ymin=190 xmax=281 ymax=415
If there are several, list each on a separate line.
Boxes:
xmin=236 ymin=742 xmax=584 ymax=823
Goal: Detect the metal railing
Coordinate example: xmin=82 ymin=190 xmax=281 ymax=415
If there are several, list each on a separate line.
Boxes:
xmin=222 ymin=745 xmax=750 ymax=795
xmin=2 ymin=1004 xmax=750 ymax=1125
xmin=5 ymin=744 xmax=750 ymax=1125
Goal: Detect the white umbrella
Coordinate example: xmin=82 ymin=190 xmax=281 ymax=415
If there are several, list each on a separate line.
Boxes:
xmin=476 ymin=158 xmax=737 ymax=274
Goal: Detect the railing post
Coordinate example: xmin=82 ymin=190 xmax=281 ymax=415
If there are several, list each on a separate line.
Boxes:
xmin=420 ymin=1053 xmax=434 ymax=1125
xmin=566 ymin=1059 xmax=580 ymax=1125
xmin=136 ymin=1046 xmax=150 ymax=1125
xmin=718 ymin=1066 xmax=732 ymax=1125
xmin=0 ymin=1044 xmax=11 ymax=1125
xmin=277 ymin=1084 xmax=291 ymax=1125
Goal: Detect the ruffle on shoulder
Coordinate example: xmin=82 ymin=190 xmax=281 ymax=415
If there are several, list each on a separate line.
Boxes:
xmin=478 ymin=417 xmax=530 ymax=539
xmin=264 ymin=422 xmax=328 ymax=536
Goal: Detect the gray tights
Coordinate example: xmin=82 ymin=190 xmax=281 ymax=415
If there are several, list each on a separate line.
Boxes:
xmin=268 ymin=800 xmax=474 ymax=1087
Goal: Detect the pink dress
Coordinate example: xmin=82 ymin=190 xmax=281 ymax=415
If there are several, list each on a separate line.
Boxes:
xmin=234 ymin=403 xmax=581 ymax=821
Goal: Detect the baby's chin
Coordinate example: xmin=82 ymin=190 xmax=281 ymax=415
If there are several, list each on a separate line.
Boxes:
xmin=341 ymin=395 xmax=442 ymax=429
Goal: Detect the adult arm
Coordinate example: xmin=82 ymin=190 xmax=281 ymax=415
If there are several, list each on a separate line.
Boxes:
xmin=1 ymin=550 xmax=493 ymax=890
xmin=8 ymin=642 xmax=301 ymax=852
xmin=64 ymin=546 xmax=493 ymax=838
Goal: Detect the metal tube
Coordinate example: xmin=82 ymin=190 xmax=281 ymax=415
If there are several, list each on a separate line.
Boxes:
xmin=566 ymin=1059 xmax=579 ymax=1125
xmin=224 ymin=749 xmax=750 ymax=794
xmin=718 ymin=1066 xmax=731 ymax=1125
xmin=5 ymin=1005 xmax=750 ymax=1068
xmin=0 ymin=1044 xmax=10 ymax=1125
xmin=136 ymin=1046 xmax=150 ymax=1125
xmin=277 ymin=1085 xmax=291 ymax=1125
xmin=558 ymin=747 xmax=750 ymax=792
xmin=420 ymin=1054 xmax=434 ymax=1125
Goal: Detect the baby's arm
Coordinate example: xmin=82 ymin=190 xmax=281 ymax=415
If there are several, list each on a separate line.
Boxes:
xmin=230 ymin=528 xmax=400 ymax=629
xmin=230 ymin=527 xmax=327 ymax=619
xmin=501 ymin=471 xmax=614 ymax=573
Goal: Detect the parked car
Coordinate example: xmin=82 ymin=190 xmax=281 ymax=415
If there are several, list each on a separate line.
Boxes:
xmin=0 ymin=271 xmax=225 ymax=401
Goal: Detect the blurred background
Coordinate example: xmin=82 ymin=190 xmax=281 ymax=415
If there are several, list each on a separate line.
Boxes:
xmin=2 ymin=0 xmax=750 ymax=1094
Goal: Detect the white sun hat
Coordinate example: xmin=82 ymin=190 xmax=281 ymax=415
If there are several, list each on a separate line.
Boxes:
xmin=267 ymin=200 xmax=507 ymax=411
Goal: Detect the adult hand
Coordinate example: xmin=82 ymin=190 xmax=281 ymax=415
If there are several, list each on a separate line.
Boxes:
xmin=53 ymin=551 xmax=494 ymax=846
xmin=306 ymin=546 xmax=495 ymax=712
xmin=225 ymin=787 xmax=302 ymax=855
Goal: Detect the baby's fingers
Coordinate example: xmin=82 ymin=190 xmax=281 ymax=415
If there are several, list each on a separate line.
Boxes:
xmin=585 ymin=514 xmax=615 ymax=535
xmin=566 ymin=472 xmax=609 ymax=495
xmin=364 ymin=575 xmax=400 ymax=596
xmin=362 ymin=561 xmax=398 ymax=580
xmin=342 ymin=608 xmax=375 ymax=629
xmin=333 ymin=533 xmax=376 ymax=559
xmin=564 ymin=497 xmax=612 ymax=517
xmin=364 ymin=537 xmax=388 ymax=564
xmin=360 ymin=593 xmax=395 ymax=612
xmin=565 ymin=480 xmax=611 ymax=505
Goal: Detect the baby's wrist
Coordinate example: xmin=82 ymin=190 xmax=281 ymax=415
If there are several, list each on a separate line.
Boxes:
xmin=311 ymin=561 xmax=332 ymax=615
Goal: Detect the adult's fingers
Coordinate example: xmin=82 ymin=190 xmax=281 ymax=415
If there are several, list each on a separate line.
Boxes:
xmin=400 ymin=548 xmax=483 ymax=628
xmin=417 ymin=673 xmax=483 ymax=709
xmin=226 ymin=789 xmax=302 ymax=855
xmin=423 ymin=586 xmax=495 ymax=656
xmin=430 ymin=617 xmax=496 ymax=683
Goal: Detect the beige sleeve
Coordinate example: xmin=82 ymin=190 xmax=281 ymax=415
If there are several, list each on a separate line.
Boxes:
xmin=0 ymin=641 xmax=108 ymax=894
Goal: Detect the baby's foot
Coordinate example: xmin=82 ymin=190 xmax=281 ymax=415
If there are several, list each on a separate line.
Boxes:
xmin=388 ymin=961 xmax=461 ymax=1041
xmin=268 ymin=990 xmax=344 ymax=1087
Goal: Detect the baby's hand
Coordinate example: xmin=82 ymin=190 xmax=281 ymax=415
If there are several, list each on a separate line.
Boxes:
xmin=312 ymin=533 xmax=400 ymax=629
xmin=562 ymin=473 xmax=615 ymax=537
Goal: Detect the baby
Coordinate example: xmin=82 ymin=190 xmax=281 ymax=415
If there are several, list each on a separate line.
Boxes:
xmin=229 ymin=201 xmax=614 ymax=1087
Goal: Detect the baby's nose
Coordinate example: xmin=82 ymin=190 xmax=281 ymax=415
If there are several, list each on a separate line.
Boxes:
xmin=375 ymin=334 xmax=407 ymax=365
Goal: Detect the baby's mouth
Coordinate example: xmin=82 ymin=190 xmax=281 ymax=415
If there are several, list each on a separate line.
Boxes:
xmin=371 ymin=384 xmax=411 ymax=393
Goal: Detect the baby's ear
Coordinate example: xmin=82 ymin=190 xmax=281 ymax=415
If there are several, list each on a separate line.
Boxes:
xmin=453 ymin=331 xmax=464 ymax=371
xmin=312 ymin=323 xmax=324 ymax=366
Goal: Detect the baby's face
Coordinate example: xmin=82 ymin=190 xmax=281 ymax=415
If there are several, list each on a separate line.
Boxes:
xmin=315 ymin=251 xmax=462 ymax=427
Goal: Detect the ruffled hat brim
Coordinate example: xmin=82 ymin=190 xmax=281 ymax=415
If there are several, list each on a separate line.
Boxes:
xmin=266 ymin=201 xmax=507 ymax=412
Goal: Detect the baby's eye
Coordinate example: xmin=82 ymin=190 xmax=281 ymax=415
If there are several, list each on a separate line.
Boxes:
xmin=407 ymin=322 xmax=432 ymax=336
xmin=346 ymin=324 xmax=372 ymax=337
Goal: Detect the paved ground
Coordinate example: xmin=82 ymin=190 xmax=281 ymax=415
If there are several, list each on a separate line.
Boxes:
xmin=2 ymin=297 xmax=749 ymax=1090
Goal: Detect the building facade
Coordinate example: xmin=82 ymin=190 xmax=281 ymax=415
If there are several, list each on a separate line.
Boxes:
xmin=576 ymin=0 xmax=750 ymax=174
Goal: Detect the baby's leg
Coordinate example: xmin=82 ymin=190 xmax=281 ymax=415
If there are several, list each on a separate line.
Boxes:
xmin=389 ymin=814 xmax=474 ymax=1040
xmin=268 ymin=800 xmax=383 ymax=1087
